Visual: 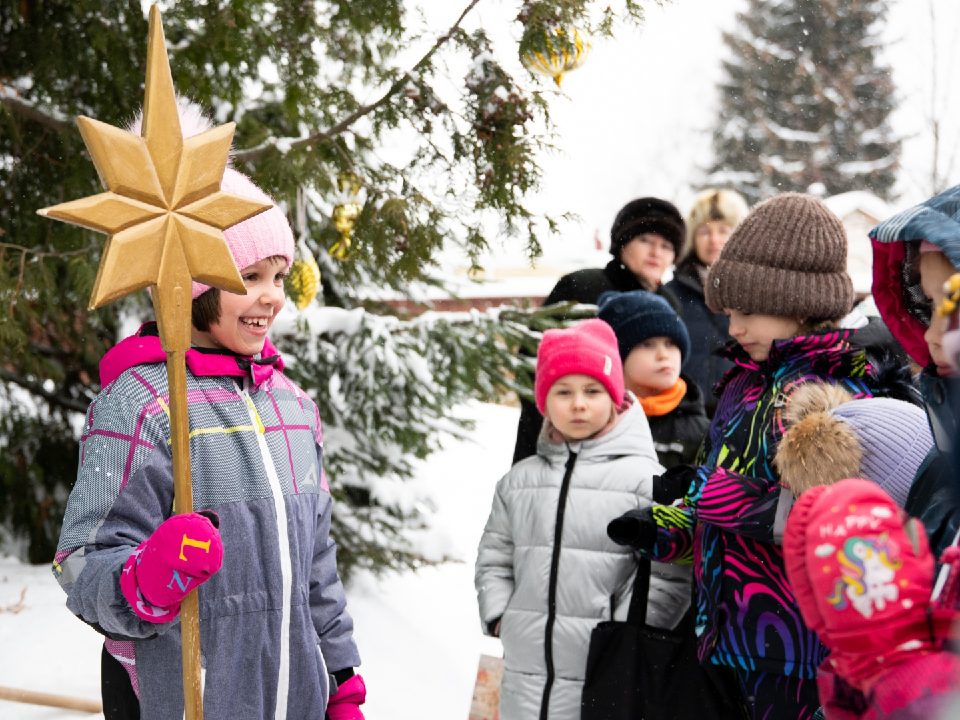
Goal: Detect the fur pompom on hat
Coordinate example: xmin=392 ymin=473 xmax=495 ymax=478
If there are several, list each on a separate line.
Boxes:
xmin=685 ymin=188 xmax=749 ymax=249
xmin=774 ymin=383 xmax=933 ymax=507
xmin=705 ymin=193 xmax=854 ymax=320
xmin=535 ymin=319 xmax=625 ymax=414
xmin=609 ymin=198 xmax=686 ymax=259
xmin=129 ymin=98 xmax=295 ymax=299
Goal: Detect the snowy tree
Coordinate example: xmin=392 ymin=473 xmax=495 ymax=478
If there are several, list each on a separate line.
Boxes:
xmin=0 ymin=1 xmax=645 ymax=568
xmin=708 ymin=0 xmax=900 ymax=202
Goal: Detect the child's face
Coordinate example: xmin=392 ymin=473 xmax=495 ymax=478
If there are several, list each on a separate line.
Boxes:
xmin=544 ymin=374 xmax=615 ymax=441
xmin=919 ymin=250 xmax=958 ymax=377
xmin=192 ymin=257 xmax=288 ymax=356
xmin=623 ymin=337 xmax=682 ymax=398
xmin=726 ymin=310 xmax=803 ymax=362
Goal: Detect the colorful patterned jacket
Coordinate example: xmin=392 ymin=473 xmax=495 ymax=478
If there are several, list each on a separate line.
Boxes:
xmin=54 ymin=323 xmax=360 ymax=719
xmin=637 ymin=330 xmax=877 ymax=679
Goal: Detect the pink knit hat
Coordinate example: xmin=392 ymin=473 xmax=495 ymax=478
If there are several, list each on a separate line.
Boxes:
xmin=190 ymin=168 xmax=295 ymax=299
xmin=535 ymin=319 xmax=625 ymax=414
xmin=130 ymin=100 xmax=295 ymax=299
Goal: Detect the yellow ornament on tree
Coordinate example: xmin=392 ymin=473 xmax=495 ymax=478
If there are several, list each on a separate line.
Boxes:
xmin=520 ymin=26 xmax=590 ymax=88
xmin=287 ymin=240 xmax=322 ymax=310
xmin=286 ymin=185 xmax=321 ymax=310
xmin=328 ymin=174 xmax=362 ymax=261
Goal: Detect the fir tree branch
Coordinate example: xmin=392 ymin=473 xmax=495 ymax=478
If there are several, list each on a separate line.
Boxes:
xmin=232 ymin=0 xmax=483 ymax=163
xmin=0 ymin=370 xmax=90 ymax=415
xmin=0 ymin=241 xmax=97 ymax=259
xmin=9 ymin=249 xmax=26 ymax=318
xmin=2 ymin=1 xmax=484 ymax=162
xmin=0 ymin=86 xmax=73 ymax=133
xmin=1 ymin=242 xmax=97 ymax=316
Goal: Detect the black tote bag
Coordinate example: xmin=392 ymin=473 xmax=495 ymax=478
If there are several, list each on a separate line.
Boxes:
xmin=581 ymin=558 xmax=741 ymax=720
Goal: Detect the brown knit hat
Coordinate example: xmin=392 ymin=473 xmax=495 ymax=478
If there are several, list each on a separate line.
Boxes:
xmin=704 ymin=193 xmax=854 ymax=320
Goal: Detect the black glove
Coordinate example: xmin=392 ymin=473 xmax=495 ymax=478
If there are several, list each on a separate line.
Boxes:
xmin=653 ymin=464 xmax=699 ymax=505
xmin=607 ymin=507 xmax=657 ymax=550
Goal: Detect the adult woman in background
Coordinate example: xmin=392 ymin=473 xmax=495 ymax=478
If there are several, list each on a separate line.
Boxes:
xmin=512 ymin=197 xmax=686 ymax=464
xmin=665 ymin=189 xmax=749 ymax=416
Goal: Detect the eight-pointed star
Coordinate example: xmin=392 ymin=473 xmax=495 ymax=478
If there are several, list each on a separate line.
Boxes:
xmin=37 ymin=4 xmax=270 ymax=311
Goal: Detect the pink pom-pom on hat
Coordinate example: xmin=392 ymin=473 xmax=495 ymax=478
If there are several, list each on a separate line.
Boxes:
xmin=129 ymin=98 xmax=295 ymax=299
xmin=535 ymin=319 xmax=625 ymax=414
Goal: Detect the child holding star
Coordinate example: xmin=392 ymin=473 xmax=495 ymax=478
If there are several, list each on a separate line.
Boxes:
xmin=53 ymin=106 xmax=365 ymax=720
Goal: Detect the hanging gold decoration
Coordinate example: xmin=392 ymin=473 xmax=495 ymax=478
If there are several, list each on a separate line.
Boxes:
xmin=287 ymin=240 xmax=322 ymax=310
xmin=520 ymin=26 xmax=590 ymax=88
xmin=938 ymin=273 xmax=960 ymax=318
xmin=286 ymin=186 xmax=321 ymax=309
xmin=328 ymin=174 xmax=362 ymax=260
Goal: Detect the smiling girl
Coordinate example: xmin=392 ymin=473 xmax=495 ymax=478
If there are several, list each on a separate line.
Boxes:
xmin=54 ymin=133 xmax=366 ymax=718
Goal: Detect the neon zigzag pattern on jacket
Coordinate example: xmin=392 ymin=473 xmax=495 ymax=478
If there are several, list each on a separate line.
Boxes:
xmin=637 ymin=330 xmax=877 ymax=679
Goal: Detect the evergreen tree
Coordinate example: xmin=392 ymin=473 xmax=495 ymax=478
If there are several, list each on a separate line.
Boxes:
xmin=0 ymin=1 xmax=647 ymax=569
xmin=709 ymin=0 xmax=900 ymax=202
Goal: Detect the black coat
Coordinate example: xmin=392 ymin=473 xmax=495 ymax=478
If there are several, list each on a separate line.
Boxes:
xmin=541 ymin=257 xmax=680 ymax=310
xmin=647 ymin=374 xmax=710 ymax=468
xmin=905 ymin=448 xmax=960 ymax=560
xmin=512 ymin=259 xmax=680 ymax=465
xmin=664 ymin=257 xmax=733 ymax=411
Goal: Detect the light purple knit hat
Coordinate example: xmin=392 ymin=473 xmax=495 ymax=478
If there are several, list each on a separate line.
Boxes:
xmin=130 ymin=99 xmax=295 ymax=299
xmin=829 ymin=398 xmax=933 ymax=508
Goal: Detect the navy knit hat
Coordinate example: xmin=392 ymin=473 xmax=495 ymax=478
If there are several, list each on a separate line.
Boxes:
xmin=597 ymin=290 xmax=691 ymax=366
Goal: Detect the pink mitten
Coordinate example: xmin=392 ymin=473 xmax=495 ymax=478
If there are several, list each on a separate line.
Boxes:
xmin=120 ymin=511 xmax=223 ymax=622
xmin=326 ymin=674 xmax=366 ymax=720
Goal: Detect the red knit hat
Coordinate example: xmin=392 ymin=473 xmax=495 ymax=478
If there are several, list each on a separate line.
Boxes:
xmin=535 ymin=319 xmax=625 ymax=414
xmin=784 ymin=479 xmax=959 ymax=689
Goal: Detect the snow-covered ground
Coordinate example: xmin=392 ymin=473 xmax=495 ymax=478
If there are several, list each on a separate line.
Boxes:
xmin=0 ymin=401 xmax=516 ymax=719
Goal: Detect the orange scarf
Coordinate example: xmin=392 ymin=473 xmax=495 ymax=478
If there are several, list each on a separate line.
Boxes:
xmin=637 ymin=378 xmax=686 ymax=418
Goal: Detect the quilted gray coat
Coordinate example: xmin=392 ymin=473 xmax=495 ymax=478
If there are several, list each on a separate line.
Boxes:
xmin=475 ymin=401 xmax=692 ymax=720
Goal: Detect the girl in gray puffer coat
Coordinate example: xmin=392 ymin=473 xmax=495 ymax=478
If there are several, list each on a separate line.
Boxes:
xmin=475 ymin=319 xmax=691 ymax=720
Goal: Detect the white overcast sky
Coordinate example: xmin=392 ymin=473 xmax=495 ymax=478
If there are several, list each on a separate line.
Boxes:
xmin=399 ymin=0 xmax=960 ymax=265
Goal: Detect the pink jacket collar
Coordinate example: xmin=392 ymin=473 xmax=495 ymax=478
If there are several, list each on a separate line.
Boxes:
xmin=100 ymin=323 xmax=284 ymax=387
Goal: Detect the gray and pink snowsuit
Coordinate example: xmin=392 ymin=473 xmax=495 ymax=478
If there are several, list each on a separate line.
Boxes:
xmin=54 ymin=323 xmax=360 ymax=719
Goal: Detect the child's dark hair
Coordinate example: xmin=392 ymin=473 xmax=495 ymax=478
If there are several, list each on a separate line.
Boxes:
xmin=191 ymin=255 xmax=289 ymax=331
xmin=192 ymin=289 xmax=222 ymax=332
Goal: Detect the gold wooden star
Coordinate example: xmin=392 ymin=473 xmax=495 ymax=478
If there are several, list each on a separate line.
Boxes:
xmin=38 ymin=4 xmax=270 ymax=353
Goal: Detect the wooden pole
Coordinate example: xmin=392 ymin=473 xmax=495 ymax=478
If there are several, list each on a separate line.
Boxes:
xmin=0 ymin=686 xmax=103 ymax=714
xmin=168 ymin=351 xmax=203 ymax=720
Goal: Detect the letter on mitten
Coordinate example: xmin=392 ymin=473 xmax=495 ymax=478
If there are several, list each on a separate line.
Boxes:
xmin=120 ymin=511 xmax=223 ymax=622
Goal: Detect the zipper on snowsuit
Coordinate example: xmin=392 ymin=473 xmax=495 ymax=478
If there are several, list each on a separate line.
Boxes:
xmin=237 ymin=380 xmax=295 ymax=719
xmin=539 ymin=449 xmax=578 ymax=720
